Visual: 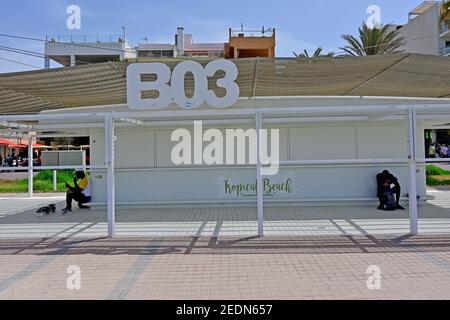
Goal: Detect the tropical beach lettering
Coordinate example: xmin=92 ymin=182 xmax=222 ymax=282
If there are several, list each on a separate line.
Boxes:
xmin=224 ymin=178 xmax=293 ymax=197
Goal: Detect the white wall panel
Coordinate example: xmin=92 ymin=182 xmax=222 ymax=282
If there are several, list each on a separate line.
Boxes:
xmin=357 ymin=125 xmax=408 ymax=159
xmin=289 ymin=126 xmax=357 ymax=160
xmin=115 ymin=129 xmax=155 ymax=168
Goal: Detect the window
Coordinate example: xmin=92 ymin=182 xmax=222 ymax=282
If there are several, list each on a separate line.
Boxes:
xmin=138 ymin=50 xmax=174 ymax=58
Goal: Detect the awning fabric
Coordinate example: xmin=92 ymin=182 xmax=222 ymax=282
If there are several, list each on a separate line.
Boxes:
xmin=8 ymin=144 xmax=27 ymax=149
xmin=0 ymin=53 xmax=449 ymax=115
xmin=0 ymin=139 xmax=11 ymax=146
xmin=20 ymin=142 xmax=50 ymax=148
xmin=32 ymin=144 xmax=51 ymax=149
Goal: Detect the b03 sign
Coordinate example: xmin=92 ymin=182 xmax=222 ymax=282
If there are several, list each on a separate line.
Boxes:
xmin=127 ymin=60 xmax=240 ymax=110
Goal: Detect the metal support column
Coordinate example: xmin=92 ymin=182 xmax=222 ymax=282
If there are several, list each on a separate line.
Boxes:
xmin=28 ymin=133 xmax=34 ymax=198
xmin=408 ymin=107 xmax=418 ymax=235
xmin=256 ymin=111 xmax=264 ymax=237
xmin=105 ymin=114 xmax=116 ymax=238
xmin=53 ymin=170 xmax=57 ymax=192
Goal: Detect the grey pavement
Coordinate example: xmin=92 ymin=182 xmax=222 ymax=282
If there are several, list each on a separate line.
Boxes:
xmin=0 ymin=172 xmax=38 ymax=180
xmin=0 ymin=188 xmax=449 ymax=239
xmin=0 ymin=188 xmax=449 ymax=299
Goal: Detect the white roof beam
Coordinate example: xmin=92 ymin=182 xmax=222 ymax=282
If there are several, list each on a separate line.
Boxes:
xmin=0 ymin=120 xmax=33 ymax=130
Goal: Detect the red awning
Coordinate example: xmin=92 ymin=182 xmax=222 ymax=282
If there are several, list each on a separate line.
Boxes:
xmin=8 ymin=144 xmax=28 ymax=149
xmin=0 ymin=139 xmax=11 ymax=146
xmin=20 ymin=142 xmax=51 ymax=149
xmin=33 ymin=144 xmax=51 ymax=149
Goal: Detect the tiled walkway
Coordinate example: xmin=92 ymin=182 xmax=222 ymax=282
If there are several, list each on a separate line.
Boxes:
xmin=0 ymin=235 xmax=450 ymax=299
xmin=0 ymin=189 xmax=449 ymax=299
xmin=1 ymin=189 xmax=450 ymax=238
xmin=0 ymin=196 xmax=64 ymax=219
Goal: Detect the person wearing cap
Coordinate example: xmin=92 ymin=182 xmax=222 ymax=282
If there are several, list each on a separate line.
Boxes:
xmin=62 ymin=171 xmax=91 ymax=215
xmin=376 ymin=170 xmax=405 ymax=211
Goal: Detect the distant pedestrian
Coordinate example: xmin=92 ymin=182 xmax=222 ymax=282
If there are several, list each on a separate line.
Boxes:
xmin=441 ymin=144 xmax=449 ymax=158
xmin=436 ymin=144 xmax=442 ymax=158
xmin=428 ymin=144 xmax=436 ymax=158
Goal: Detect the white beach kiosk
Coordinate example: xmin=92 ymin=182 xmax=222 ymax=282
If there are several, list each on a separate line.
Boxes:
xmin=1 ymin=53 xmax=450 ymax=238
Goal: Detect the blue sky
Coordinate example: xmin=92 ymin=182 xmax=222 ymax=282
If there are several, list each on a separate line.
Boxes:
xmin=0 ymin=0 xmax=423 ymax=73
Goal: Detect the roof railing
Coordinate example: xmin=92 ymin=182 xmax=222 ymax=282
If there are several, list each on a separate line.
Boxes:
xmin=229 ymin=27 xmax=275 ymax=38
xmin=46 ymin=34 xmax=125 ymax=44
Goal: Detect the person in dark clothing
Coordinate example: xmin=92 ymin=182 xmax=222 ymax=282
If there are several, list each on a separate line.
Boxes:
xmin=376 ymin=170 xmax=405 ymax=211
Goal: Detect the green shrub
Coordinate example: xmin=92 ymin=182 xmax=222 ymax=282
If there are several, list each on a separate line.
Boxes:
xmin=0 ymin=170 xmax=83 ymax=193
xmin=426 ymin=165 xmax=450 ymax=176
xmin=35 ymin=170 xmax=74 ymax=183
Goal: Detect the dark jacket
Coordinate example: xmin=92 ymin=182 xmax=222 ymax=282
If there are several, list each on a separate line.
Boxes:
xmin=376 ymin=173 xmax=399 ymax=197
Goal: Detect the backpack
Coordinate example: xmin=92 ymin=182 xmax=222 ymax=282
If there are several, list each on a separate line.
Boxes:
xmin=382 ymin=191 xmax=397 ymax=211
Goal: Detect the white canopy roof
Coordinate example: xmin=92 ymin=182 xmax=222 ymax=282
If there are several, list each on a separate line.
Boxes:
xmin=0 ymin=54 xmax=449 ymax=115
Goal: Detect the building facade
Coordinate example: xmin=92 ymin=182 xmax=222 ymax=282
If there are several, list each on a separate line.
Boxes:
xmin=395 ymin=1 xmax=450 ymax=56
xmin=137 ymin=27 xmax=226 ymax=59
xmin=225 ymin=27 xmax=276 ymax=59
xmin=45 ymin=34 xmax=137 ymax=67
xmin=44 ymin=26 xmax=277 ymax=68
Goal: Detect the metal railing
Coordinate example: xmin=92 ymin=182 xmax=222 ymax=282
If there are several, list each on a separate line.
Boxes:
xmin=440 ymin=21 xmax=449 ymax=34
xmin=229 ymin=27 xmax=275 ymax=38
xmin=46 ymin=34 xmax=125 ymax=44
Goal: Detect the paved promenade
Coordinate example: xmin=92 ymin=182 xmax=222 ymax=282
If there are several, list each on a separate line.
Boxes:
xmin=0 ymin=235 xmax=450 ymax=299
xmin=0 ymin=188 xmax=449 ymax=299
xmin=1 ymin=189 xmax=450 ymax=238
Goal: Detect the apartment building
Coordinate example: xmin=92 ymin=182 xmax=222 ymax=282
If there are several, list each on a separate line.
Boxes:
xmin=225 ymin=27 xmax=275 ymax=59
xmin=138 ymin=26 xmax=276 ymax=59
xmin=137 ymin=27 xmax=225 ymax=59
xmin=395 ymin=1 xmax=450 ymax=56
xmin=44 ymin=34 xmax=137 ymax=67
xmin=44 ymin=26 xmax=277 ymax=67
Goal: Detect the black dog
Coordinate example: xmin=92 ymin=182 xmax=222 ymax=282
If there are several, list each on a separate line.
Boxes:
xmin=36 ymin=204 xmax=57 ymax=215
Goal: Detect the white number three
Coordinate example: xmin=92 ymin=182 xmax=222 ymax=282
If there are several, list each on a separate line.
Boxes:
xmin=205 ymin=60 xmax=239 ymax=108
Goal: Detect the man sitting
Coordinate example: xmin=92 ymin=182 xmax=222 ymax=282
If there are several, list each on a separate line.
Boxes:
xmin=376 ymin=170 xmax=405 ymax=211
xmin=62 ymin=171 xmax=91 ymax=215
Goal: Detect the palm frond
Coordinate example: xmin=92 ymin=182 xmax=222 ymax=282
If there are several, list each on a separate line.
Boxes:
xmin=340 ymin=22 xmax=405 ymax=56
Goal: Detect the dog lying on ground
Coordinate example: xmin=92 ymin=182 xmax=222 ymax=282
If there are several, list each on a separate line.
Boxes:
xmin=35 ymin=204 xmax=56 ymax=215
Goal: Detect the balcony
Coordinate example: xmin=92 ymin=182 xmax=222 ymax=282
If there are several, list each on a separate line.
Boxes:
xmin=441 ymin=47 xmax=450 ymax=56
xmin=440 ymin=21 xmax=450 ymax=38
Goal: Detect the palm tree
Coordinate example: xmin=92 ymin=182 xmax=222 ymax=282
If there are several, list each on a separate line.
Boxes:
xmin=441 ymin=1 xmax=450 ymax=22
xmin=339 ymin=22 xmax=405 ymax=56
xmin=293 ymin=47 xmax=334 ymax=58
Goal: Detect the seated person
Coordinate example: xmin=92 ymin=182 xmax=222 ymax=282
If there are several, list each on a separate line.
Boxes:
xmin=376 ymin=170 xmax=405 ymax=211
xmin=62 ymin=171 xmax=91 ymax=215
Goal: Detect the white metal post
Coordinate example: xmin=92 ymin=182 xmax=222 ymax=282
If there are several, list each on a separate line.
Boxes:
xmin=27 ymin=133 xmax=34 ymax=197
xmin=53 ymin=170 xmax=57 ymax=192
xmin=256 ymin=111 xmax=264 ymax=237
xmin=408 ymin=107 xmax=418 ymax=235
xmin=105 ymin=114 xmax=116 ymax=238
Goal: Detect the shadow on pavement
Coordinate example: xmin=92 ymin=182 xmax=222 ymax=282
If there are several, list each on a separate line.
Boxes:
xmin=0 ymin=234 xmax=449 ymax=256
